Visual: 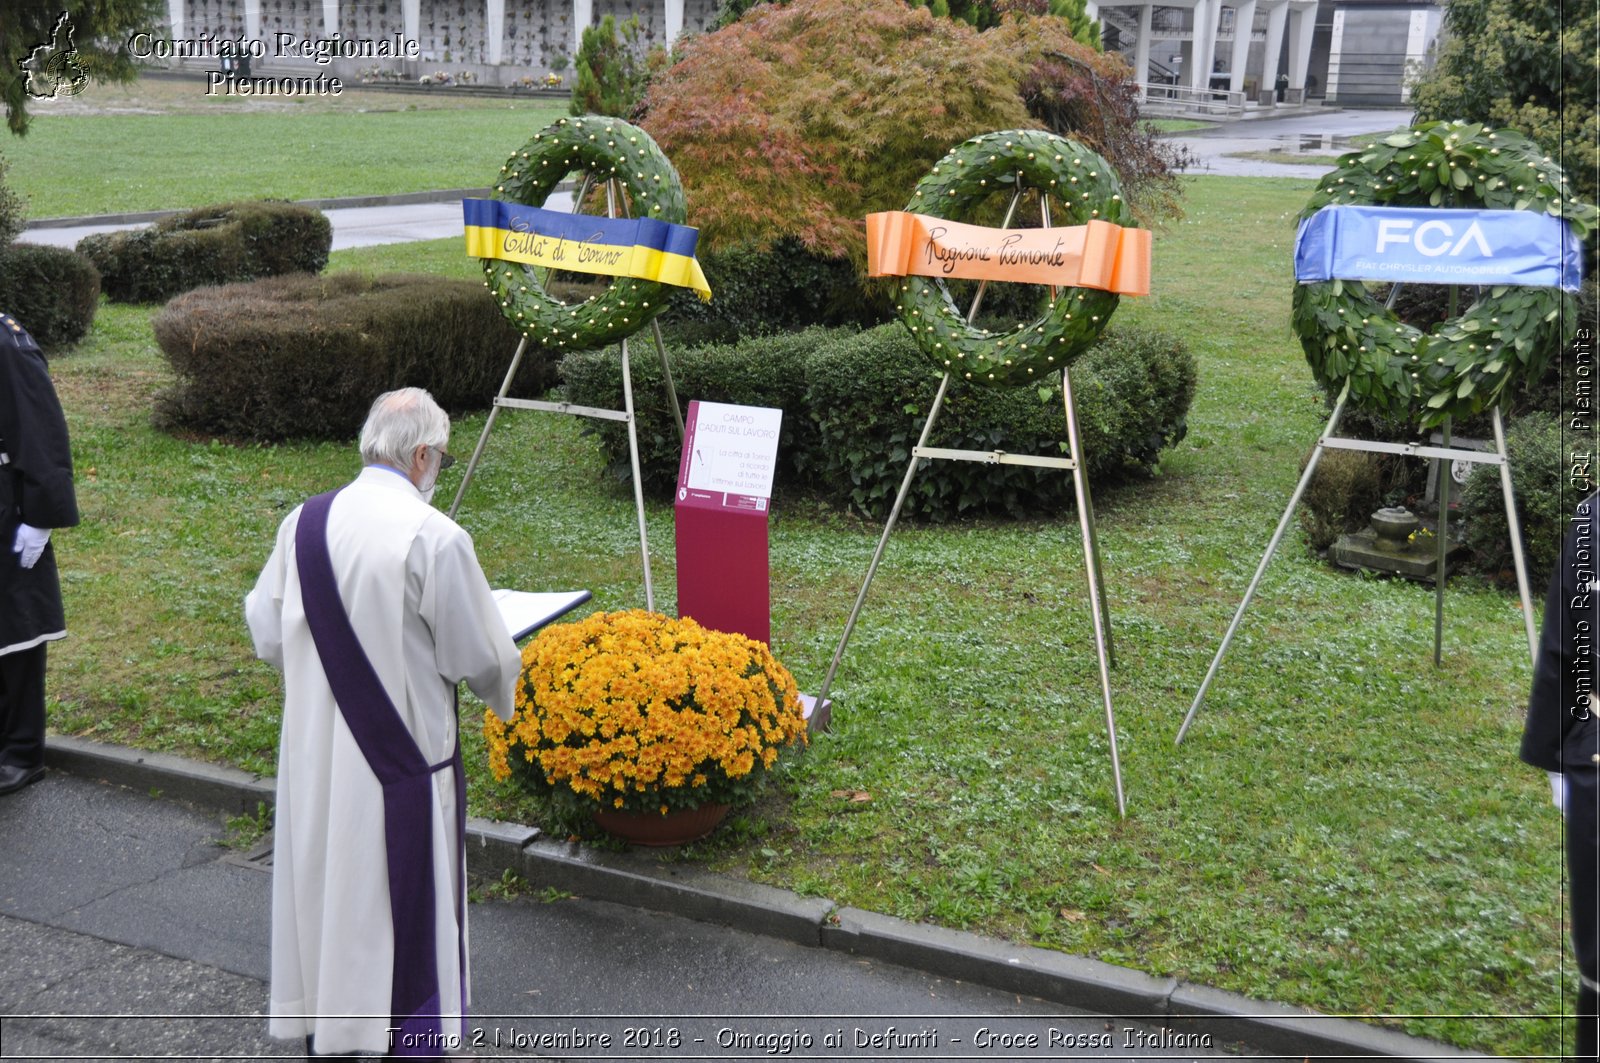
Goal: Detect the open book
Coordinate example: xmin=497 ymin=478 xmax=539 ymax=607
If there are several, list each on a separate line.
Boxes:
xmin=491 ymin=589 xmax=592 ymax=642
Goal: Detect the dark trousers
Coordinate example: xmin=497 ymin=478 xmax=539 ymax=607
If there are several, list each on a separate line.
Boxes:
xmin=1571 ymin=764 xmax=1599 ymax=1061
xmin=0 ymin=642 xmax=47 ymax=770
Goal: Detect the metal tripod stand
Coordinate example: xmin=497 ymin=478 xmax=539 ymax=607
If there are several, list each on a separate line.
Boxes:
xmin=813 ymin=184 xmax=1128 ymax=818
xmin=1176 ymin=285 xmax=1540 ymax=746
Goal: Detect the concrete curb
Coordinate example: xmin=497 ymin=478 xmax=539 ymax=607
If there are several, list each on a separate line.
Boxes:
xmin=823 ymin=907 xmax=1178 ymax=1018
xmin=47 ymin=734 xmax=273 ymax=815
xmin=46 ymin=736 xmax=1471 ymax=1061
xmin=516 ymin=837 xmax=835 ymax=948
xmin=1166 ymin=982 xmax=1472 ymax=1061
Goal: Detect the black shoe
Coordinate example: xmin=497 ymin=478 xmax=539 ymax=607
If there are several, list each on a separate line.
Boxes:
xmin=0 ymin=764 xmax=45 ymax=795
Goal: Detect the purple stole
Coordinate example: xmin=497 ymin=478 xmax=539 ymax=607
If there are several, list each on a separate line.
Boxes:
xmin=294 ymin=488 xmax=466 ymax=1058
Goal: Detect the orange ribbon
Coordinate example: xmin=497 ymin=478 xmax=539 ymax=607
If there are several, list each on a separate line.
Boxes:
xmin=865 ymin=211 xmax=1151 ymax=296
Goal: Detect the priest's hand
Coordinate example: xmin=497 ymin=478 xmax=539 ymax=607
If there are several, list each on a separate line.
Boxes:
xmin=12 ymin=523 xmax=49 ymax=569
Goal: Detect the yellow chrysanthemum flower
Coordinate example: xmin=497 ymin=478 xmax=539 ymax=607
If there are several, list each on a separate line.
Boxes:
xmin=481 ymin=610 xmax=808 ymax=815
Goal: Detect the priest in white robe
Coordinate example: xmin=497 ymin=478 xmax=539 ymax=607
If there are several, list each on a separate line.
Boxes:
xmin=245 ymin=387 xmax=521 ymax=1057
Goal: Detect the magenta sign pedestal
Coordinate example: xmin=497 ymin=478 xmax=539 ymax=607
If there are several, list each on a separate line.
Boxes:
xmin=674 ymin=400 xmax=782 ymax=647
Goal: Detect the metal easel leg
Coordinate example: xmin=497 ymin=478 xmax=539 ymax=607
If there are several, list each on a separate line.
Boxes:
xmin=1039 ymin=192 xmax=1114 ymax=669
xmin=1433 ymin=416 xmax=1451 ymax=666
xmin=813 ymin=191 xmax=1026 ymax=711
xmin=1176 ymin=380 xmax=1353 ymax=745
xmin=1062 ymin=366 xmax=1116 ymax=669
xmin=1432 ymin=286 xmax=1459 ymax=666
xmin=1493 ymin=406 xmax=1540 ymax=663
xmin=448 ymin=335 xmax=529 ymax=520
xmin=1063 ymin=361 xmax=1126 ymax=816
xmin=813 ymin=372 xmax=953 ymax=709
xmin=651 ymin=317 xmax=686 ymax=445
xmin=620 ymin=335 xmax=656 ymax=612
xmin=603 ymin=178 xmax=656 ymax=611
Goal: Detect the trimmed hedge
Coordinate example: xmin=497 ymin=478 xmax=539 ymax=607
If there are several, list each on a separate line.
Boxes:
xmin=152 ymin=272 xmax=550 ymax=441
xmin=0 ymin=243 xmax=100 ymax=351
xmin=562 ymin=328 xmax=827 ymax=495
xmin=79 ymin=200 xmax=331 ymax=304
xmin=562 ymin=323 xmax=1197 ymax=520
xmin=806 ymin=325 xmax=1196 ymax=519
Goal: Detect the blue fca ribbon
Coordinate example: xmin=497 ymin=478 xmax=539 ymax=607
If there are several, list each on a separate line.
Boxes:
xmin=1294 ymin=206 xmax=1583 ymax=291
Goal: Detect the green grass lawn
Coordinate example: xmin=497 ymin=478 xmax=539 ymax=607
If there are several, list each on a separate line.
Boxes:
xmin=3 ymin=81 xmax=565 ymax=217
xmin=37 ymin=162 xmax=1572 ymax=1056
xmin=1225 ymin=149 xmax=1346 ymax=167
xmin=1223 ymin=133 xmax=1391 ymax=169
xmin=1146 ymin=118 xmax=1213 ymax=133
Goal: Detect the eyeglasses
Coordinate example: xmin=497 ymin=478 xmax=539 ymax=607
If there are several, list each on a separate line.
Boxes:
xmin=428 ymin=445 xmax=457 ymax=471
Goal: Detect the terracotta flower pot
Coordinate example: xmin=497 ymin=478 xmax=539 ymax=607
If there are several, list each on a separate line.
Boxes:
xmin=592 ymin=803 xmax=731 ymax=846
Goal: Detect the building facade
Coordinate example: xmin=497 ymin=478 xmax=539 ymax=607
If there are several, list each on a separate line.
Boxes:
xmin=1093 ymin=0 xmax=1441 ymax=108
xmin=1322 ymin=0 xmax=1442 ymax=106
xmin=158 ymin=0 xmax=1438 ymax=104
xmin=162 ymin=0 xmax=720 ymax=84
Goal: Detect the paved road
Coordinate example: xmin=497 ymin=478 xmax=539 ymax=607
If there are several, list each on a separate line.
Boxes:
xmin=19 ymin=191 xmax=572 ymax=252
xmin=1169 ymin=107 xmax=1416 ymax=179
xmin=0 ymin=770 xmax=1299 ymax=1061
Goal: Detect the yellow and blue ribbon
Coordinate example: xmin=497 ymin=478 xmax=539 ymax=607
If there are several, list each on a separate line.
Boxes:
xmin=463 ymin=199 xmax=712 ymax=301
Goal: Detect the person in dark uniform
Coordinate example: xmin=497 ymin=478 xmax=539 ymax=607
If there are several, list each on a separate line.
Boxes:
xmin=0 ymin=313 xmax=79 ymax=795
xmin=1523 ymin=492 xmax=1600 ymax=1060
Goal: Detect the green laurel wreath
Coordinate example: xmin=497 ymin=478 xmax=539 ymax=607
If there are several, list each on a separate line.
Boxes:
xmin=893 ymin=129 xmax=1137 ymax=388
xmin=1291 ymin=121 xmax=1596 ymax=426
xmin=483 ymin=116 xmax=689 ymax=352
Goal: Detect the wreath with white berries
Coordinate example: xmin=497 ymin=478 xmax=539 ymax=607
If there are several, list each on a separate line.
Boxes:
xmin=482 ymin=116 xmax=688 ymax=352
xmin=892 ymin=129 xmax=1138 ymax=388
xmin=1291 ymin=121 xmax=1596 ymax=425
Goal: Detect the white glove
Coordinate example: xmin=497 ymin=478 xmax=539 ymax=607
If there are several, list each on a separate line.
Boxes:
xmin=11 ymin=523 xmax=49 ymax=569
xmin=1549 ymin=771 xmax=1568 ymax=817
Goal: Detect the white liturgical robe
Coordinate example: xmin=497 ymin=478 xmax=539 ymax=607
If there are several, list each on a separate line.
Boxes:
xmin=244 ymin=465 xmax=521 ymax=1055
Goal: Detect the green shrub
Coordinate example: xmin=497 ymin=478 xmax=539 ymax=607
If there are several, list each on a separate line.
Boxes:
xmin=805 ymin=324 xmax=1196 ymax=519
xmin=561 ymin=323 xmax=1196 ymax=521
xmin=151 ymin=273 xmax=550 ymax=441
xmin=0 ymin=242 xmax=100 ymax=351
xmin=79 ymin=200 xmax=331 ymax=304
xmin=570 ymin=14 xmax=665 ymax=118
xmin=1460 ymin=412 xmax=1576 ymax=588
xmin=0 ymin=155 xmax=23 ymax=247
xmin=561 ymin=327 xmax=827 ymax=493
xmin=726 ymin=0 xmax=1101 ymax=36
xmin=1296 ymin=448 xmax=1391 ymax=554
xmin=662 ymin=239 xmax=884 ymax=346
xmin=1410 ymin=0 xmax=1597 ymax=233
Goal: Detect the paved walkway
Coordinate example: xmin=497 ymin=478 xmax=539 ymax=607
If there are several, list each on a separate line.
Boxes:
xmin=0 ymin=763 xmax=1337 ymax=1062
xmin=0 ymin=739 xmax=1462 ymax=1061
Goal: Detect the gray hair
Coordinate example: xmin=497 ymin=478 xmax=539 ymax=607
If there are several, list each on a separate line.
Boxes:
xmin=358 ymin=388 xmax=449 ymax=469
